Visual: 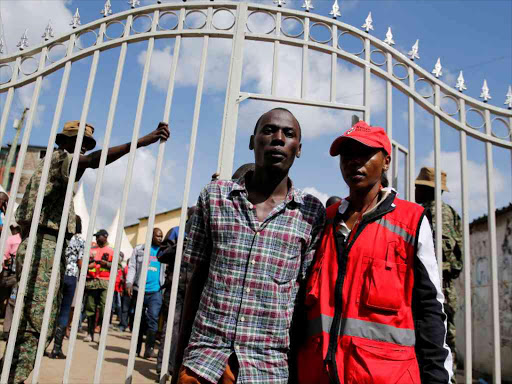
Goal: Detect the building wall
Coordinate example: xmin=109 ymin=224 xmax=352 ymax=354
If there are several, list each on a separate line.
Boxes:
xmin=0 ymin=146 xmax=45 ymax=202
xmin=455 ymin=210 xmax=512 ymax=379
xmin=124 ymin=208 xmax=183 ymax=248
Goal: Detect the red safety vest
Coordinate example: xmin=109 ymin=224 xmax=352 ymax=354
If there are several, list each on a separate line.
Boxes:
xmin=87 ymin=245 xmax=114 ymax=280
xmin=297 ymin=191 xmax=424 ymax=384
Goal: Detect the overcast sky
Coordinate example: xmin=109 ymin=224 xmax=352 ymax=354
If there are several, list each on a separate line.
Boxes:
xmin=0 ymin=0 xmax=511 ymax=231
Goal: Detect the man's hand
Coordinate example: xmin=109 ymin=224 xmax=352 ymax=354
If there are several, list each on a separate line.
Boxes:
xmin=126 ymin=285 xmax=133 ymax=297
xmin=99 ymin=260 xmax=108 ymax=267
xmin=138 ymin=122 xmax=170 ymax=147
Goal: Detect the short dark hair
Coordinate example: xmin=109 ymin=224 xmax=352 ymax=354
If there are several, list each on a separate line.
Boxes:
xmin=326 ymin=196 xmax=342 ymax=208
xmin=253 ymin=108 xmax=302 ymax=141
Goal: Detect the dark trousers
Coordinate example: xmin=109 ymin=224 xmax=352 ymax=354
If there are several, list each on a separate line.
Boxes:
xmin=157 ymin=292 xmax=183 ymax=375
xmin=141 ymin=290 xmax=162 ymax=333
xmin=57 ymin=275 xmax=77 ymax=327
xmin=120 ymin=293 xmax=135 ymax=329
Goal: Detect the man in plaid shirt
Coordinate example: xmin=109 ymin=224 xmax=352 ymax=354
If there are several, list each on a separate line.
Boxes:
xmin=174 ymin=108 xmax=326 ymax=384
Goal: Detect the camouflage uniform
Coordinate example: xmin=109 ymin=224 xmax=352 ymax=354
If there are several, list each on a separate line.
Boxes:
xmin=7 ymin=149 xmax=76 ymax=383
xmin=422 ymin=200 xmax=463 ymax=383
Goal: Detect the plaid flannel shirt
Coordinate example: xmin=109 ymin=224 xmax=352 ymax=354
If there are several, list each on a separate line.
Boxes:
xmin=182 ymin=176 xmax=326 ymax=383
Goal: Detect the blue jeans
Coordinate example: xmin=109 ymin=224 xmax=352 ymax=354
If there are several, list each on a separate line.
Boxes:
xmin=142 ymin=290 xmax=162 ymax=333
xmin=58 ymin=275 xmax=77 ymax=327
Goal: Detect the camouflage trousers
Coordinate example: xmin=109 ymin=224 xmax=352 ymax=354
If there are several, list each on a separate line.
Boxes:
xmin=5 ymin=234 xmax=63 ymax=384
xmin=444 ymin=280 xmax=457 ymax=384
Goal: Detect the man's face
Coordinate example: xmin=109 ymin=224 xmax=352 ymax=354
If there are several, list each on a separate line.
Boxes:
xmin=60 ymin=137 xmax=88 ymax=155
xmin=96 ymin=234 xmax=107 ymax=246
xmin=152 ymin=229 xmax=163 ymax=246
xmin=250 ymin=110 xmax=302 ymax=173
xmin=415 ymin=185 xmax=434 ymax=204
xmin=339 ymin=140 xmax=389 ymax=190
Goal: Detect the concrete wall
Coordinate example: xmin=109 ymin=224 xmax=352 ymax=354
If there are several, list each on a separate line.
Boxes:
xmin=454 ymin=210 xmax=512 ymax=380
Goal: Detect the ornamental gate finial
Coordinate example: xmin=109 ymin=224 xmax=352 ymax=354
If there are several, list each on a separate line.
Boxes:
xmin=408 ymin=39 xmax=419 ymax=61
xmin=128 ymin=0 xmax=141 ymax=8
xmin=302 ymin=0 xmax=313 ymax=12
xmin=70 ymin=8 xmax=81 ymax=29
xmin=42 ymin=20 xmax=54 ymax=41
xmin=17 ymin=29 xmax=29 ymax=51
xmin=505 ymin=86 xmax=512 ymax=109
xmin=101 ymin=0 xmax=113 ymax=17
xmin=432 ymin=58 xmax=442 ymax=78
xmin=362 ymin=12 xmax=374 ymax=33
xmin=273 ymin=0 xmax=286 ymax=7
xmin=330 ymin=0 xmax=341 ymax=19
xmin=384 ymin=27 xmax=394 ymax=45
xmin=456 ymin=71 xmax=467 ymax=92
xmin=480 ymin=79 xmax=491 ymax=102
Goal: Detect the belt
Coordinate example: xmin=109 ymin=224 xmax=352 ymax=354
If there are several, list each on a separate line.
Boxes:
xmin=38 ymin=227 xmax=73 ymax=242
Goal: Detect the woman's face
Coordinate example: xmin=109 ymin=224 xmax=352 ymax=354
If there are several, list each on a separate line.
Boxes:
xmin=339 ymin=140 xmax=390 ymax=191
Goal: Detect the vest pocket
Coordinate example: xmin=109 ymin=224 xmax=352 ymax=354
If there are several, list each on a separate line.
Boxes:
xmin=346 ymin=338 xmax=420 ymax=384
xmin=363 ymin=253 xmax=407 ymax=313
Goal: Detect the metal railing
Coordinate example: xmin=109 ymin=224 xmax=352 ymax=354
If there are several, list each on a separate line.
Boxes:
xmin=0 ymin=2 xmax=510 ymax=383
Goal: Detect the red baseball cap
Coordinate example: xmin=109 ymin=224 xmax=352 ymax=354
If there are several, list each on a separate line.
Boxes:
xmin=329 ymin=121 xmax=391 ymax=157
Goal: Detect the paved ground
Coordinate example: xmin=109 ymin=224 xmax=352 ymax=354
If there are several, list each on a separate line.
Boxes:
xmin=0 ymin=321 xmax=163 ymax=384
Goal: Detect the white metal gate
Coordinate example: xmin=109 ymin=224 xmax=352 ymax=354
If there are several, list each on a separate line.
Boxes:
xmin=0 ymin=2 xmax=511 ymax=383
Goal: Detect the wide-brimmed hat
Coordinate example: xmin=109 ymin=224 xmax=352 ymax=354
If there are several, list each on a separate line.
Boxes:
xmin=55 ymin=120 xmax=96 ymax=151
xmin=415 ymin=167 xmax=450 ymax=192
xmin=330 ymin=121 xmax=391 ymax=157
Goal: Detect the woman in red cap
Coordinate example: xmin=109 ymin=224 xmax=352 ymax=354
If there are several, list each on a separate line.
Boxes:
xmin=295 ymin=121 xmax=452 ymax=384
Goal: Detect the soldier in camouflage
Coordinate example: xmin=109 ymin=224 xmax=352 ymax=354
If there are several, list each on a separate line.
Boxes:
xmin=416 ymin=166 xmax=463 ymax=384
xmin=5 ymin=120 xmax=169 ymax=383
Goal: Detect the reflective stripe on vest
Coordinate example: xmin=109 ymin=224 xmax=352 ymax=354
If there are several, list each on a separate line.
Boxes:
xmin=307 ymin=314 xmax=416 ymax=347
xmin=377 ymin=217 xmax=416 ymax=246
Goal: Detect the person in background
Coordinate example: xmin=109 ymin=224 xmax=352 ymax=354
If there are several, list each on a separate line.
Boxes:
xmin=1 ymin=225 xmax=21 ymax=341
xmin=119 ymin=260 xmax=131 ymax=333
xmin=111 ymin=252 xmax=125 ymax=326
xmin=49 ymin=216 xmax=84 ymax=359
xmin=126 ymin=228 xmax=165 ymax=359
xmin=0 ymin=191 xmax=8 ymax=234
xmin=156 ymin=206 xmax=198 ymax=378
xmin=416 ymin=167 xmax=463 ymax=383
xmin=83 ymin=230 xmax=114 ymax=343
xmin=7 ymin=119 xmax=169 ymax=383
xmin=297 ymin=121 xmax=452 ymax=384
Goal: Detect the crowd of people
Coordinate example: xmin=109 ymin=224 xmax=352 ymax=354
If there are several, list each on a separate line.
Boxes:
xmin=0 ymin=110 xmax=463 ymax=384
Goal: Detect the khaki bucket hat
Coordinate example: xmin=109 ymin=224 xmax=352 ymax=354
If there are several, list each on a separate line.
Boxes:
xmin=55 ymin=120 xmax=96 ymax=151
xmin=415 ymin=166 xmax=449 ymax=192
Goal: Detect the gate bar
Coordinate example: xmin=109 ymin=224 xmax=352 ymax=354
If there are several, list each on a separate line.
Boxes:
xmin=217 ymin=2 xmax=248 ymax=179
xmin=433 ymin=84 xmax=443 ymax=280
xmin=407 ymin=66 xmax=415 ymax=202
xmin=271 ymin=12 xmax=281 ymax=96
xmin=386 ymin=52 xmax=393 ymax=182
xmin=33 ymin=24 xmax=105 ymax=382
xmin=301 ymin=17 xmax=309 ymax=99
xmin=330 ymin=25 xmax=337 ymax=103
xmin=158 ymin=8 xmax=186 ymax=382
xmin=122 ymin=10 xmax=160 ymax=382
xmin=28 ymin=34 xmax=77 ymax=384
xmin=0 ymin=57 xmax=21 ymax=149
xmin=90 ymin=15 xmax=134 ymax=382
xmin=363 ymin=38 xmax=371 ymax=124
xmin=458 ymin=99 xmax=472 ymax=384
xmin=484 ymin=109 xmax=501 ymax=384
xmin=158 ymin=28 xmax=211 ymax=384
xmin=0 ymin=48 xmax=49 ymax=383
